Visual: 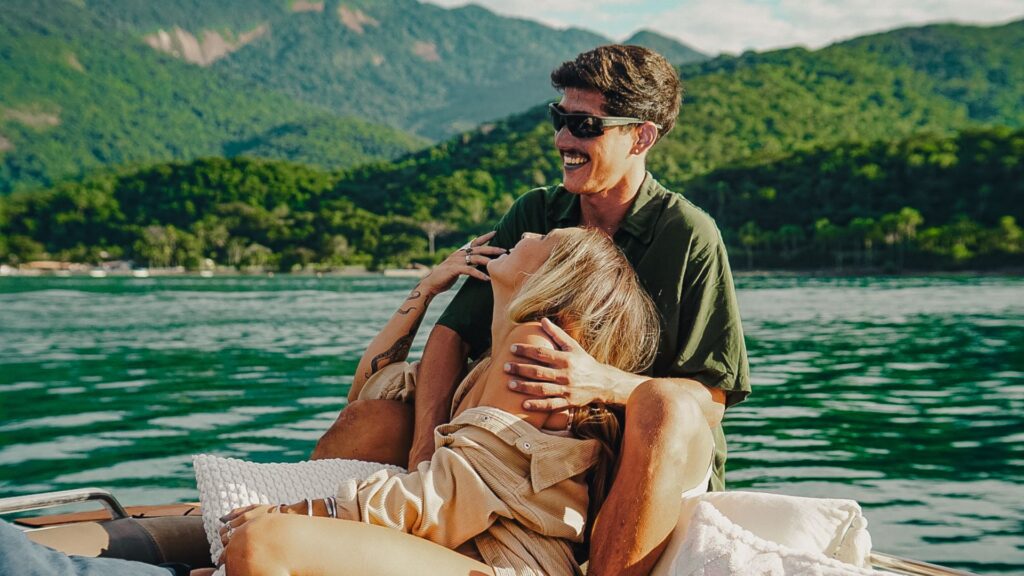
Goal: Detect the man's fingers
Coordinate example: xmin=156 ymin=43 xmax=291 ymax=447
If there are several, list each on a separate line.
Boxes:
xmin=540 ymin=317 xmax=580 ymax=351
xmin=509 ymin=343 xmax=567 ymax=367
xmin=509 ymin=379 xmax=567 ymax=397
xmin=504 ymin=362 xmax=566 ymax=384
xmin=522 ymin=397 xmax=570 ymax=412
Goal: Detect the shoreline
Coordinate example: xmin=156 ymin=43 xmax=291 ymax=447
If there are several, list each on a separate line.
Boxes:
xmin=2 ymin=266 xmax=1022 ymax=279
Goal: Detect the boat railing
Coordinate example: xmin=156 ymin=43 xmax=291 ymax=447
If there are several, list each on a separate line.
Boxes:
xmin=871 ymin=551 xmax=979 ymax=576
xmin=0 ymin=487 xmax=129 ymax=521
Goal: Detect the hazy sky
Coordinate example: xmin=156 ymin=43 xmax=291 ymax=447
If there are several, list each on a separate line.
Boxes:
xmin=425 ymin=0 xmax=1024 ymax=54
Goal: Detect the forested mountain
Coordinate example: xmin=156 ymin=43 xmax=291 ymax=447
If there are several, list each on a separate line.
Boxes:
xmin=623 ymin=30 xmax=708 ymax=66
xmin=0 ymin=0 xmax=711 ymax=193
xmin=0 ymin=0 xmax=426 ymax=194
xmin=330 ymin=20 xmax=1024 ymax=224
xmin=1 ymin=17 xmax=1021 ymax=271
xmin=72 ymin=0 xmax=710 ymax=139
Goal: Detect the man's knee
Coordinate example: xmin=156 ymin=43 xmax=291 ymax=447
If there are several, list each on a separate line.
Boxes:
xmin=313 ymin=400 xmax=363 ymax=459
xmin=627 ymin=379 xmax=703 ymax=432
xmin=312 ymin=399 xmax=413 ymax=463
xmin=623 ymin=379 xmax=714 ymax=487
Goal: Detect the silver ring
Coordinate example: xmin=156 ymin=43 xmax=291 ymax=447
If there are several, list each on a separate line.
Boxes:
xmin=225 ymin=524 xmax=234 ymax=539
xmin=465 ymin=246 xmax=473 ymax=255
xmin=465 ymin=253 xmax=473 ymax=265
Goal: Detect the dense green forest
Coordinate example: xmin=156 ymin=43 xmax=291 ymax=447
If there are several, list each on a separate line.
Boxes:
xmin=0 ymin=0 xmax=426 ymax=193
xmin=1 ymin=14 xmax=1021 ymax=272
xmin=2 ymin=128 xmax=1019 ymax=272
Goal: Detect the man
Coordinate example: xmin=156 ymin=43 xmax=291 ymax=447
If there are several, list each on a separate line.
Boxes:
xmin=315 ymin=45 xmax=749 ymax=575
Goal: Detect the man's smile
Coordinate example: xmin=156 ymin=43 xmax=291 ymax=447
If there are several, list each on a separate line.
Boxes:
xmin=560 ymin=150 xmax=590 ymax=171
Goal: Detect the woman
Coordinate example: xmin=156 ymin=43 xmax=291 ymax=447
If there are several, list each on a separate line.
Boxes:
xmin=216 ymin=227 xmax=661 ymax=576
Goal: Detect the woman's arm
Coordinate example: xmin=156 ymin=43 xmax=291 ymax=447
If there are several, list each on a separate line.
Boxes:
xmin=349 ymin=233 xmax=505 ymax=401
xmin=350 ymin=281 xmax=434 ymax=400
xmin=220 ymin=446 xmax=511 ymax=552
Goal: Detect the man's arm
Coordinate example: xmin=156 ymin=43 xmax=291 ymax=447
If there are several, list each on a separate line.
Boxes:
xmin=408 ymin=325 xmax=470 ymax=467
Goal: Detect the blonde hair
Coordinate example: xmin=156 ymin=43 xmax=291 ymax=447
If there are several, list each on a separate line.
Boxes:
xmin=505 ymin=227 xmax=661 ymax=542
xmin=507 ymin=227 xmax=660 ymax=374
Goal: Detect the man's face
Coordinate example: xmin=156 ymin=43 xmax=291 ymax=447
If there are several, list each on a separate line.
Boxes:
xmin=555 ymin=88 xmax=639 ymax=196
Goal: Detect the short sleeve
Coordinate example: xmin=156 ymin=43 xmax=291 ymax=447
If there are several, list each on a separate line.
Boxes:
xmin=436 ymin=189 xmax=548 ymax=359
xmin=672 ymin=227 xmax=750 ymax=408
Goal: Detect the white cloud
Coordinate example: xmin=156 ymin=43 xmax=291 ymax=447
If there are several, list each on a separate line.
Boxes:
xmin=639 ymin=0 xmax=1024 ymax=54
xmin=423 ymin=0 xmax=1024 ymax=55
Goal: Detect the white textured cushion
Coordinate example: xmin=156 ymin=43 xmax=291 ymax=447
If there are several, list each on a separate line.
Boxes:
xmin=669 ymin=501 xmax=880 ymax=575
xmin=192 ymin=454 xmax=403 ymax=567
xmin=653 ymin=491 xmax=877 ymax=575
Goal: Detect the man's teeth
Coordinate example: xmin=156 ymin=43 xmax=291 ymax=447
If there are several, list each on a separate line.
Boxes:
xmin=563 ymin=153 xmax=589 ymax=166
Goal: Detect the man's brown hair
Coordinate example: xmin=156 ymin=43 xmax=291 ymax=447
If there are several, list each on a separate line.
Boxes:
xmin=551 ymin=44 xmax=683 ymax=140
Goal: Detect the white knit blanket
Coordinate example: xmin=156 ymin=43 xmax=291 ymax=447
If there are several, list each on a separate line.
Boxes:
xmin=194 ymin=455 xmax=880 ymax=575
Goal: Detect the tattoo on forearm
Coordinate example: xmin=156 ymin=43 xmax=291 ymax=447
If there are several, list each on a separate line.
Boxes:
xmin=367 ymin=323 xmax=420 ymax=378
xmin=364 ymin=284 xmax=433 ymax=378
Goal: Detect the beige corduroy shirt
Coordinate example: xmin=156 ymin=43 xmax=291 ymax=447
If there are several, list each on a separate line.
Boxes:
xmin=335 ymin=406 xmax=602 ymax=576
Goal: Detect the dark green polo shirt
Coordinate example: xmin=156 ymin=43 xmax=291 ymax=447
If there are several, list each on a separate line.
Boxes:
xmin=437 ymin=173 xmax=750 ymax=490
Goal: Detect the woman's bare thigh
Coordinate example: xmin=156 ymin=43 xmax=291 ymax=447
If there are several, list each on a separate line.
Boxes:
xmin=227 ymin=514 xmax=494 ymax=576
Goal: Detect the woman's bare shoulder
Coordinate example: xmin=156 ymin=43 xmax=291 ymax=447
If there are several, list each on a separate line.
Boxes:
xmin=501 ymin=322 xmax=557 ymax=354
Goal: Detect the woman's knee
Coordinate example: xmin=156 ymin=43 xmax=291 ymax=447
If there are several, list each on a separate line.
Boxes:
xmin=224 ymin=516 xmax=284 ymax=576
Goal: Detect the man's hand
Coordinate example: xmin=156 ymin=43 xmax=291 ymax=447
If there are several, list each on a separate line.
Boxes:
xmin=504 ymin=318 xmax=644 ymax=410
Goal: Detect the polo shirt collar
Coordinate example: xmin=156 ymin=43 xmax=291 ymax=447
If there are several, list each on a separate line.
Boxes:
xmin=548 ymin=172 xmax=663 ymax=245
xmin=618 ymin=172 xmax=662 ymax=246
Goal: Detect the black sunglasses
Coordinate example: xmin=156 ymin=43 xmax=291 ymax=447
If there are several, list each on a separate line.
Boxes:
xmin=548 ymin=103 xmax=660 ymax=138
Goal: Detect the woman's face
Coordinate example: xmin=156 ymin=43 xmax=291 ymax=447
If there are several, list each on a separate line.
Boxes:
xmin=487 ymin=230 xmax=564 ymax=288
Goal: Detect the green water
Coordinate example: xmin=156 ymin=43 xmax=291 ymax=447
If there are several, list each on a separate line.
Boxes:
xmin=0 ymin=275 xmax=1021 ymax=573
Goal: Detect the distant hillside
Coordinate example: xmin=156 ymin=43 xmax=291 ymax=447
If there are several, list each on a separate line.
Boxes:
xmin=332 ymin=19 xmax=1024 ymax=224
xmin=78 ymin=0 xmax=709 ymax=140
xmin=210 ymin=0 xmax=610 ymax=139
xmin=2 ymin=129 xmax=1019 ymax=271
xmin=838 ymin=20 xmax=1024 ymax=126
xmin=0 ymin=0 xmax=425 ymax=193
xmin=623 ymin=30 xmax=708 ymax=65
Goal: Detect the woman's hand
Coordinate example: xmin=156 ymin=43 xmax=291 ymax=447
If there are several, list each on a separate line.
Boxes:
xmin=419 ymin=231 xmax=507 ymax=297
xmin=217 ymin=502 xmax=305 ymax=565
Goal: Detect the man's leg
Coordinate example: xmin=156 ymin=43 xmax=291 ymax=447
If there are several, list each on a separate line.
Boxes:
xmin=311 ymin=399 xmax=414 ymax=467
xmin=0 ymin=519 xmax=174 ymax=576
xmin=588 ymin=379 xmax=715 ymax=576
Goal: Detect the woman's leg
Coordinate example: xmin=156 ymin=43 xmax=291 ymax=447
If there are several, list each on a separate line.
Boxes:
xmin=226 ymin=514 xmax=493 ymax=576
xmin=311 ymin=399 xmax=413 ymax=467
